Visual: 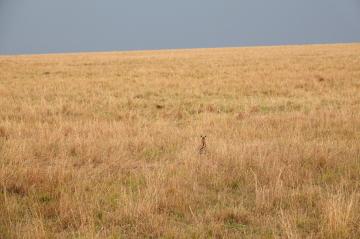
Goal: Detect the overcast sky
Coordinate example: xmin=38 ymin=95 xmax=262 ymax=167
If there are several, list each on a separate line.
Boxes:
xmin=0 ymin=0 xmax=360 ymax=55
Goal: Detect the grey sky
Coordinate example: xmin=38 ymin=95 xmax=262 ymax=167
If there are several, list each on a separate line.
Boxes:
xmin=0 ymin=0 xmax=360 ymax=55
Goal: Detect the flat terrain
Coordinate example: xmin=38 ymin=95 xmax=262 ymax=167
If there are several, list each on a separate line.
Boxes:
xmin=0 ymin=44 xmax=360 ymax=238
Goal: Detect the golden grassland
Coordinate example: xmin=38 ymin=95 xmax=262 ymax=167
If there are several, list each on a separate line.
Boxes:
xmin=0 ymin=43 xmax=360 ymax=238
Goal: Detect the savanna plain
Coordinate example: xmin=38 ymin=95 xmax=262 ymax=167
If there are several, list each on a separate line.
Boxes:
xmin=0 ymin=44 xmax=360 ymax=239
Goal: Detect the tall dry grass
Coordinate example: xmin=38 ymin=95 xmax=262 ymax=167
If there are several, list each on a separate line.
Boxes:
xmin=0 ymin=44 xmax=360 ymax=238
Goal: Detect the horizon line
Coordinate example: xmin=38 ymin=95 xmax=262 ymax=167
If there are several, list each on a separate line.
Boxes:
xmin=1 ymin=41 xmax=359 ymax=57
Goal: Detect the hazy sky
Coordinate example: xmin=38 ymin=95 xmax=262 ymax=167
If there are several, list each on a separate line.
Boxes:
xmin=1 ymin=0 xmax=360 ymax=55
